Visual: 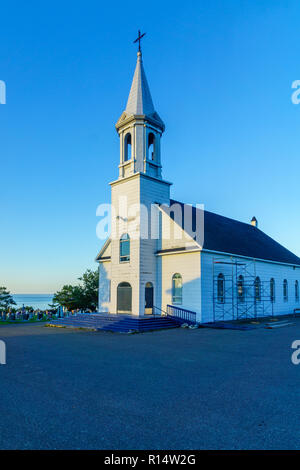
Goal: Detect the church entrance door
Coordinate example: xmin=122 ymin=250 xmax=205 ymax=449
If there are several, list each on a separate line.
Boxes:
xmin=117 ymin=282 xmax=132 ymax=314
xmin=145 ymin=282 xmax=154 ymax=315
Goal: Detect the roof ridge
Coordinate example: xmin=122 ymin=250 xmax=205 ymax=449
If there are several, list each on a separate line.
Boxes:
xmin=170 ymin=198 xmax=260 ymax=230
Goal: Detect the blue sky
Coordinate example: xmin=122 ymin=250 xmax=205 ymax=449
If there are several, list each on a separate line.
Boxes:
xmin=1 ymin=0 xmax=300 ymax=294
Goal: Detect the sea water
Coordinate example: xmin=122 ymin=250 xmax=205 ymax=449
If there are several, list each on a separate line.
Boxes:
xmin=12 ymin=294 xmax=54 ymax=310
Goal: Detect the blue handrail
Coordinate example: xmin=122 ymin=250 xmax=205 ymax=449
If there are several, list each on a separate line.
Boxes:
xmin=166 ymin=305 xmax=197 ymax=323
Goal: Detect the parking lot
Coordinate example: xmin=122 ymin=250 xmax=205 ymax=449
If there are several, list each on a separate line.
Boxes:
xmin=0 ymin=321 xmax=299 ymax=449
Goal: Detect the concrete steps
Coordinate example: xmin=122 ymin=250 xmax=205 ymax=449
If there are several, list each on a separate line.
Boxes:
xmin=49 ymin=313 xmax=180 ymax=333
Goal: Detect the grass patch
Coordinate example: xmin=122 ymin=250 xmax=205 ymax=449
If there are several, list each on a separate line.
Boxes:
xmin=45 ymin=324 xmax=66 ymax=328
xmin=0 ymin=319 xmax=48 ymax=326
xmin=45 ymin=324 xmax=97 ymax=331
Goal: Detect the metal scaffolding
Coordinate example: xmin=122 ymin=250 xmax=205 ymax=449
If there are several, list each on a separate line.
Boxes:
xmin=212 ymin=257 xmax=274 ymax=322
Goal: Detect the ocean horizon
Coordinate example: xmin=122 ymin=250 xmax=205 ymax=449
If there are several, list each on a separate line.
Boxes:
xmin=12 ymin=294 xmax=54 ymax=310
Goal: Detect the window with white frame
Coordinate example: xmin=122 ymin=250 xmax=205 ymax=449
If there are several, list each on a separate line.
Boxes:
xmin=217 ymin=273 xmax=225 ymax=303
xmin=295 ymin=280 xmax=299 ymax=302
xmin=237 ymin=275 xmax=245 ymax=302
xmin=254 ymin=277 xmax=261 ymax=302
xmin=172 ymin=273 xmax=182 ymax=304
xmin=283 ymin=279 xmax=288 ymax=302
xmin=270 ymin=278 xmax=275 ymax=303
xmin=119 ymin=234 xmax=130 ymax=263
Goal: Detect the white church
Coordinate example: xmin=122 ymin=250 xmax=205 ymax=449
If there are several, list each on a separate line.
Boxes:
xmin=96 ymin=47 xmax=300 ymax=324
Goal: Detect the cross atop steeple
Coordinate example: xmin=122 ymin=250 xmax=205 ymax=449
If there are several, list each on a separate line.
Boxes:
xmin=134 ymin=30 xmax=146 ymax=53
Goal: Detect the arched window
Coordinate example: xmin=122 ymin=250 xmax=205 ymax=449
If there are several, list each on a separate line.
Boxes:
xmin=283 ymin=279 xmax=288 ymax=302
xmin=148 ymin=133 xmax=155 ymax=160
xmin=295 ymin=281 xmax=299 ymax=302
xmin=254 ymin=277 xmax=261 ymax=302
xmin=117 ymin=282 xmax=132 ymax=313
xmin=237 ymin=275 xmax=245 ymax=302
xmin=172 ymin=273 xmax=182 ymax=304
xmin=124 ymin=133 xmax=132 ymax=161
xmin=217 ymin=273 xmax=225 ymax=303
xmin=270 ymin=278 xmax=275 ymax=303
xmin=119 ymin=234 xmax=130 ymax=263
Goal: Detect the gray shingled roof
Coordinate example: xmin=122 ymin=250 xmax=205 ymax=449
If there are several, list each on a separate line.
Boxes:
xmin=169 ymin=199 xmax=300 ymax=266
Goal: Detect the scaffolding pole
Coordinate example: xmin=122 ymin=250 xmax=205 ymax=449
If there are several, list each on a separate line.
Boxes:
xmin=213 ymin=257 xmax=274 ymax=322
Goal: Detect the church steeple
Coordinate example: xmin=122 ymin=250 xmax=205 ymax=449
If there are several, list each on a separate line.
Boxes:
xmin=107 ymin=42 xmax=171 ymax=317
xmin=116 ymin=50 xmax=165 ymax=180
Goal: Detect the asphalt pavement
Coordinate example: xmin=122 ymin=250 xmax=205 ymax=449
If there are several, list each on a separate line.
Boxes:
xmin=0 ymin=322 xmax=299 ymax=449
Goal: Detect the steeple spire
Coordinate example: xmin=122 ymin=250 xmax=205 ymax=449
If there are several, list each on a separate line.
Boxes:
xmin=125 ymin=51 xmax=155 ymax=116
xmin=116 ymin=49 xmax=165 ymax=130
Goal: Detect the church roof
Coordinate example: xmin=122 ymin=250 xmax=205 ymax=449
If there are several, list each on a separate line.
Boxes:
xmin=167 ymin=200 xmax=300 ymax=266
xmin=125 ymin=51 xmax=155 ymax=116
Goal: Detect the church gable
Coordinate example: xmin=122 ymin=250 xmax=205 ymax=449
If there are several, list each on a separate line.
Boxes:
xmin=159 ymin=206 xmax=200 ymax=253
xmin=115 ymin=111 xmax=132 ymax=129
xmin=96 ymin=238 xmax=111 ymax=262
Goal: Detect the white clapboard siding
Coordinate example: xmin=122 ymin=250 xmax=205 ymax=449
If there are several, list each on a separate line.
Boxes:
xmin=201 ymin=251 xmax=300 ymax=323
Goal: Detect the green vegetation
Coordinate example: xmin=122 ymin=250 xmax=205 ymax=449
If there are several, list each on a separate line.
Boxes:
xmin=52 ymin=269 xmax=99 ymax=311
xmin=0 ymin=287 xmax=16 ymax=310
xmin=0 ymin=317 xmax=49 ymax=325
